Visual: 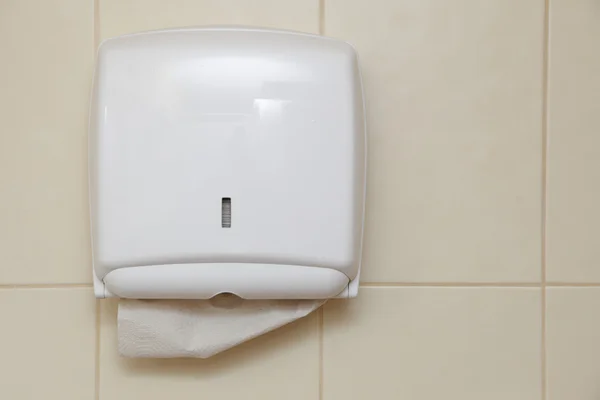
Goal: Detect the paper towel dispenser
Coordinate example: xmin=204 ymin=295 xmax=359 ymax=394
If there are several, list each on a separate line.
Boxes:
xmin=89 ymin=27 xmax=366 ymax=300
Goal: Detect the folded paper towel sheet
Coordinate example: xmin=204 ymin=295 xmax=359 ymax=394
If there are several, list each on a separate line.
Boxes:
xmin=118 ymin=297 xmax=325 ymax=358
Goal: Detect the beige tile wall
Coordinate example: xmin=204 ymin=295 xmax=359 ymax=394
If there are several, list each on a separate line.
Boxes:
xmin=0 ymin=0 xmax=598 ymax=399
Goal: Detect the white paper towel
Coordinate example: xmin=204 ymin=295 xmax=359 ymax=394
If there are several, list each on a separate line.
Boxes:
xmin=118 ymin=296 xmax=325 ymax=358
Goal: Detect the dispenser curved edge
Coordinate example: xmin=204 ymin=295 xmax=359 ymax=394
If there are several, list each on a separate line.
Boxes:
xmin=96 ymin=263 xmax=355 ymax=300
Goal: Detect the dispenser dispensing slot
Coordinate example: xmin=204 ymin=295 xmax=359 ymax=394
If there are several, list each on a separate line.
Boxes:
xmin=222 ymin=198 xmax=231 ymax=228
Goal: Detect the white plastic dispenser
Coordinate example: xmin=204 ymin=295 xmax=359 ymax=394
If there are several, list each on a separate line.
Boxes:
xmin=90 ymin=27 xmax=366 ymax=303
xmin=90 ymin=27 xmax=366 ymax=358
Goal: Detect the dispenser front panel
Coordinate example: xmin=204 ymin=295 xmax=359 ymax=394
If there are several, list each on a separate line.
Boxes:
xmin=90 ymin=28 xmax=366 ymax=280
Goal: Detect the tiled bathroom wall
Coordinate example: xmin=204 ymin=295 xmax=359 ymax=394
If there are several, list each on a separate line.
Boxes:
xmin=0 ymin=0 xmax=598 ymax=398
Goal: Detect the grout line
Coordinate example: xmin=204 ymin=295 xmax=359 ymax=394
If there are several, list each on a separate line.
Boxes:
xmin=541 ymin=0 xmax=551 ymax=398
xmin=0 ymin=283 xmax=93 ymax=289
xmin=546 ymin=283 xmax=600 ymax=287
xmin=541 ymin=288 xmax=547 ymax=400
xmin=362 ymin=283 xmax=600 ymax=288
xmin=95 ymin=300 xmax=101 ymax=400
xmin=318 ymin=0 xmax=325 ymax=35
xmin=317 ymin=307 xmax=324 ymax=400
xmin=94 ymin=0 xmax=100 ymax=50
xmin=2 ymin=282 xmax=600 ymax=289
xmin=93 ymin=3 xmax=100 ymax=398
xmin=360 ymin=282 xmax=541 ymax=287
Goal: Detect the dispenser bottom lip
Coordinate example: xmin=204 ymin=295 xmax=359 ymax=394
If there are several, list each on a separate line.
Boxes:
xmin=96 ymin=263 xmax=354 ymax=300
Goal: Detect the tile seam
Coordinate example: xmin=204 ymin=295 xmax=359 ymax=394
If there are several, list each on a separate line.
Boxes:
xmin=318 ymin=0 xmax=325 ymax=35
xmin=0 ymin=283 xmax=93 ymax=289
xmin=541 ymin=0 xmax=551 ymax=398
xmin=95 ymin=300 xmax=101 ymax=400
xmin=93 ymin=0 xmax=100 ymax=397
xmin=318 ymin=307 xmax=324 ymax=400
